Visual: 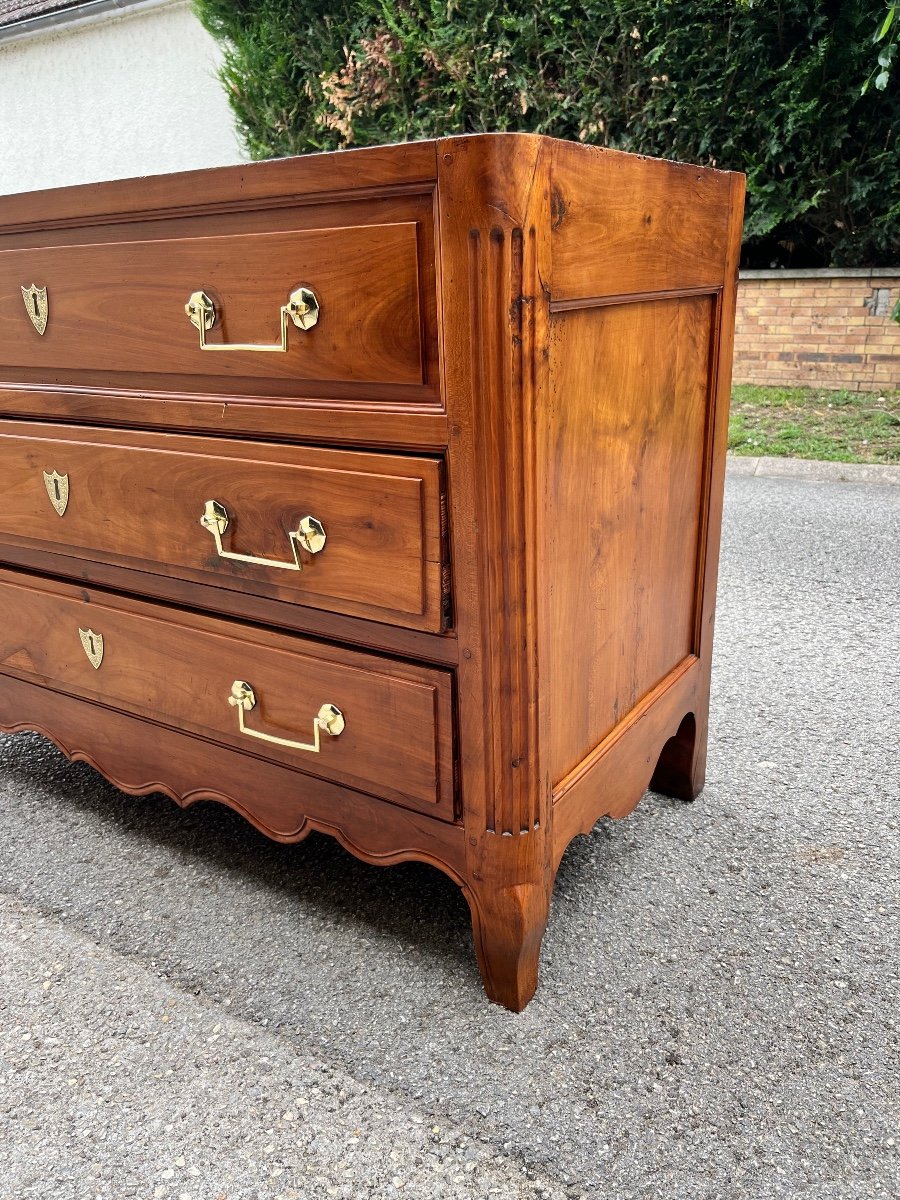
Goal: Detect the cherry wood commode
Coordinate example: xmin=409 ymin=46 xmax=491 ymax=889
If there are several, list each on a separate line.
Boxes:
xmin=0 ymin=135 xmax=744 ymax=1010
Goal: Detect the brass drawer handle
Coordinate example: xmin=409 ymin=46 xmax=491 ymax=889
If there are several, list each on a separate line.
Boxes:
xmin=229 ymin=681 xmax=344 ymax=753
xmin=200 ymin=500 xmax=326 ymax=571
xmin=185 ymin=286 xmax=319 ymax=352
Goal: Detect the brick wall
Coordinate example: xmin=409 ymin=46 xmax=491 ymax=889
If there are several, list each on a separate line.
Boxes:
xmin=733 ymin=268 xmax=899 ymax=392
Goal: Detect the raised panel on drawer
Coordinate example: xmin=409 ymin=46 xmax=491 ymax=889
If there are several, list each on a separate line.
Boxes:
xmin=0 ymin=570 xmax=456 ymax=820
xmin=0 ymin=223 xmax=423 ymax=389
xmin=0 ymin=423 xmax=447 ymax=632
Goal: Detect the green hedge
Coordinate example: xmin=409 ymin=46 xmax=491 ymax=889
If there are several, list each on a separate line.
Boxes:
xmin=194 ymin=0 xmax=899 ymax=268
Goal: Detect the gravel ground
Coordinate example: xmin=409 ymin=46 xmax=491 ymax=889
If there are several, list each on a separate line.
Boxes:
xmin=0 ymin=466 xmax=898 ymax=1199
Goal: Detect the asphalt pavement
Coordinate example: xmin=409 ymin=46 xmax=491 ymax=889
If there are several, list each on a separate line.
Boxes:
xmin=1 ymin=458 xmax=898 ymax=1199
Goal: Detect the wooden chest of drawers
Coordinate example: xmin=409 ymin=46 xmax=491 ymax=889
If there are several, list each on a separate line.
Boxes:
xmin=0 ymin=135 xmax=744 ymax=1010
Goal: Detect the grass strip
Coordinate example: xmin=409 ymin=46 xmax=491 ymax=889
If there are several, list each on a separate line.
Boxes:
xmin=728 ymin=384 xmax=900 ymax=464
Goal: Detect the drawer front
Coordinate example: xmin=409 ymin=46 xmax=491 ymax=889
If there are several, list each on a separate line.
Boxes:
xmin=0 ymin=223 xmax=423 ymax=390
xmin=0 ymin=423 xmax=448 ymax=632
xmin=0 ymin=572 xmax=456 ymax=820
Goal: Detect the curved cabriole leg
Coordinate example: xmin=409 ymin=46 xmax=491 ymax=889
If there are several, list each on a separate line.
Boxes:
xmin=465 ymin=879 xmax=551 ymax=1012
xmin=650 ymin=710 xmax=708 ymax=801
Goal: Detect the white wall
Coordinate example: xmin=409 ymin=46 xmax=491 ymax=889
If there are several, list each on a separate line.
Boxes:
xmin=0 ymin=0 xmax=246 ymax=196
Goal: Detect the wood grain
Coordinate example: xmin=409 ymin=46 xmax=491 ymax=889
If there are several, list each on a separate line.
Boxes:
xmin=0 ymin=422 xmax=447 ymax=631
xmin=0 ymin=386 xmax=449 ymax=449
xmin=0 ymin=569 xmax=456 ymax=820
xmin=0 ymin=541 xmax=459 ymax=666
xmin=546 ymin=294 xmax=715 ymax=785
xmin=0 ymin=223 xmax=423 ymax=387
xmin=550 ymin=140 xmax=733 ymax=301
xmin=437 ymin=134 xmax=550 ymax=839
xmin=0 ymin=190 xmax=442 ymax=413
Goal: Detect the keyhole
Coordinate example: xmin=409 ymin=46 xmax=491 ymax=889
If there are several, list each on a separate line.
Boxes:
xmin=88 ymin=635 xmax=95 ymax=655
xmin=53 ymin=478 xmax=61 ymax=501
xmin=32 ymin=294 xmax=40 ymax=318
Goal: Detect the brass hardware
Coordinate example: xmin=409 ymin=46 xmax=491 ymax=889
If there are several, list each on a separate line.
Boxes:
xmin=200 ymin=500 xmax=326 ymax=571
xmin=185 ymin=286 xmax=319 ymax=352
xmin=79 ymin=628 xmax=104 ymax=670
xmin=296 ymin=514 xmax=327 ymax=555
xmin=228 ymin=681 xmax=344 ymax=753
xmin=42 ymin=469 xmax=69 ymax=517
xmin=21 ymin=283 xmax=48 ymax=335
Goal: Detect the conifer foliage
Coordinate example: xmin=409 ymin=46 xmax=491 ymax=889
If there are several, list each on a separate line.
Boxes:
xmin=194 ymin=0 xmax=899 ymax=267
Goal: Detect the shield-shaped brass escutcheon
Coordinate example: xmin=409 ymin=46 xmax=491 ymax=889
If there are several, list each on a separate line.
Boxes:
xmin=42 ymin=469 xmax=69 ymax=517
xmin=21 ymin=283 xmax=48 ymax=336
xmin=79 ymin=628 xmax=104 ymax=670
